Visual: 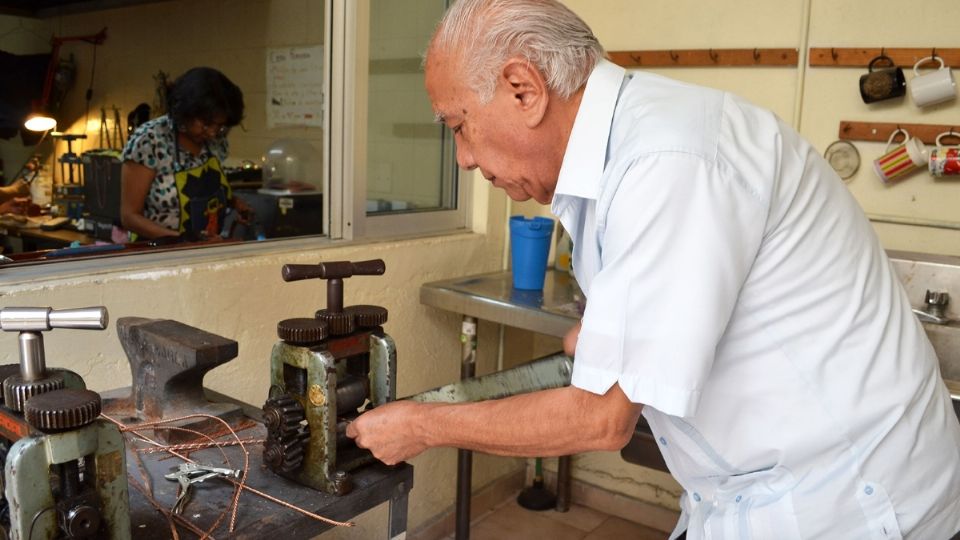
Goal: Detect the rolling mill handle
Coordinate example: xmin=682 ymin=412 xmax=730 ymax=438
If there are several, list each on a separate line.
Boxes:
xmin=0 ymin=307 xmax=108 ymax=381
xmin=281 ymin=259 xmax=386 ymax=313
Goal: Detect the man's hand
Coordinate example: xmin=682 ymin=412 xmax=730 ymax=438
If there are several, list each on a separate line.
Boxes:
xmin=346 ymin=401 xmax=431 ymax=465
xmin=0 ymin=180 xmax=30 ymax=202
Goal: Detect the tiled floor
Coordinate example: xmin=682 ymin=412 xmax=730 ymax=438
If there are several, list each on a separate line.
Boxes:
xmin=442 ymin=496 xmax=669 ymax=540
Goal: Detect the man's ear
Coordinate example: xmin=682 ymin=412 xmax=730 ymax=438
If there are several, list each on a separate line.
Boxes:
xmin=500 ymin=58 xmax=549 ymax=128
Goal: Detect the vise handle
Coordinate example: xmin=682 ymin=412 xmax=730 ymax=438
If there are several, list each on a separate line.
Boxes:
xmin=282 ymin=259 xmax=385 ymax=282
xmin=0 ymin=307 xmax=108 ymax=332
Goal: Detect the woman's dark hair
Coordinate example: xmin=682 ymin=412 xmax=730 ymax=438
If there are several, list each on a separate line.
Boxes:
xmin=166 ymin=67 xmax=244 ymax=128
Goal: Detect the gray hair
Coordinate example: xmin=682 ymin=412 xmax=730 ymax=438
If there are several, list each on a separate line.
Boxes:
xmin=430 ymin=0 xmax=605 ymax=103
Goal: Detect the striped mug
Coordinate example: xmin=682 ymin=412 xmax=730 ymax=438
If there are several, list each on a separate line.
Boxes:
xmin=929 ymin=131 xmax=960 ymax=178
xmin=873 ymin=128 xmax=928 ymax=184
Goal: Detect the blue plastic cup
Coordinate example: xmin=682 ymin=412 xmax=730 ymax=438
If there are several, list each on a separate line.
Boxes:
xmin=509 ymin=216 xmax=555 ymax=290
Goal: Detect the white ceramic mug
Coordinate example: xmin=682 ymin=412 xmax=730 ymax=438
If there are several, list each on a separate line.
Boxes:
xmin=911 ymin=56 xmax=957 ymax=107
xmin=929 ymin=131 xmax=960 ymax=177
xmin=873 ymin=128 xmax=928 ymax=184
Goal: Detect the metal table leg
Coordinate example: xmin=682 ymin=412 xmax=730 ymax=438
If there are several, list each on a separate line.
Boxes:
xmin=556 ymin=455 xmax=572 ymax=512
xmin=455 ymin=316 xmax=478 ymax=540
xmin=388 ymin=483 xmax=410 ymax=540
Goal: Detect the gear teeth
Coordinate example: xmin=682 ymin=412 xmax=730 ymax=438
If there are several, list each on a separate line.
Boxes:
xmin=346 ymin=305 xmax=388 ymax=327
xmin=263 ymin=395 xmax=306 ymax=435
xmin=262 ymin=394 xmax=311 ymax=474
xmin=23 ymin=388 xmax=102 ymax=432
xmin=3 ymin=372 xmax=66 ymax=412
xmin=277 ymin=318 xmax=329 ymax=344
xmin=315 ymin=309 xmax=356 ymax=335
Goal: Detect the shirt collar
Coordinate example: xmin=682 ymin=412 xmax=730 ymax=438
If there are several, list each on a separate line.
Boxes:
xmin=553 ymin=58 xmax=625 ymax=202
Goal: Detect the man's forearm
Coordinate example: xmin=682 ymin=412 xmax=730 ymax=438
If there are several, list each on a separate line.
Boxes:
xmin=417 ymin=384 xmax=642 ymax=457
xmin=348 ymin=381 xmax=642 ymax=464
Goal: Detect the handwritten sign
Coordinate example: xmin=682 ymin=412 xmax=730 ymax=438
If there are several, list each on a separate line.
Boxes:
xmin=267 ymin=45 xmax=324 ymax=128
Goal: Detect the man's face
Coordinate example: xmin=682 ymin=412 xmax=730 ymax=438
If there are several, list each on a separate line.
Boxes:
xmin=425 ymin=53 xmax=558 ymax=204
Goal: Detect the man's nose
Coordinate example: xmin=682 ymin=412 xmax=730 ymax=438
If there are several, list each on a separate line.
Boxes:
xmin=456 ymin=143 xmax=477 ymax=170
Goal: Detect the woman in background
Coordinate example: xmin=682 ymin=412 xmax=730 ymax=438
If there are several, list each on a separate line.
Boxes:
xmin=121 ymin=67 xmax=249 ymax=240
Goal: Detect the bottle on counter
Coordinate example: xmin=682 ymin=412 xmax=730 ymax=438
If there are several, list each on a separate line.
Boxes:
xmin=555 ymin=224 xmax=572 ymax=273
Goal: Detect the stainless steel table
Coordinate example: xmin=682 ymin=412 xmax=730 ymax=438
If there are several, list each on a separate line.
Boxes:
xmin=420 ymin=269 xmax=582 ymax=540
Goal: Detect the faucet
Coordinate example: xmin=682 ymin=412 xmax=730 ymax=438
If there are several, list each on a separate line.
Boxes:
xmin=912 ymin=290 xmax=952 ymax=325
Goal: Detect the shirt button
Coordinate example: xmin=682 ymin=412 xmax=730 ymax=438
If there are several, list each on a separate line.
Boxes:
xmin=658 ymin=437 xmax=667 ymax=445
xmin=735 ymin=495 xmax=742 ymax=503
xmin=693 ymin=492 xmax=702 ymax=502
xmin=864 ymin=486 xmax=874 ymax=495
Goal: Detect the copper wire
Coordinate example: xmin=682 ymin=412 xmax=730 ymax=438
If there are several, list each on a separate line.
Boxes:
xmin=134 ymin=439 xmax=266 ymax=454
xmin=103 ymin=415 xmax=233 ymax=540
xmin=101 ymin=413 xmax=355 ymax=533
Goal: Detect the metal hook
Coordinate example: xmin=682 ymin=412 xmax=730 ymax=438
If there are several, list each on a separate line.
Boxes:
xmin=753 ymin=48 xmax=761 ymax=62
xmin=669 ymin=50 xmax=679 ymax=62
xmin=880 ymin=46 xmax=886 ymax=58
xmin=830 ymin=48 xmax=838 ymax=61
xmin=932 ymin=47 xmax=937 ymax=60
xmin=709 ymin=49 xmax=719 ymax=63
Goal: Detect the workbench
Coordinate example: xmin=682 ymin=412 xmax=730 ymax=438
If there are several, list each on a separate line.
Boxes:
xmin=421 ymin=269 xmax=668 ymax=539
xmin=117 ymin=392 xmax=413 ymax=539
xmin=420 ymin=269 xmax=581 ymax=539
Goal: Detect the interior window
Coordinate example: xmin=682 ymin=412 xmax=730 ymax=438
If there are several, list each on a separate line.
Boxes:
xmin=366 ymin=0 xmax=457 ymax=216
xmin=0 ymin=0 xmax=462 ymax=268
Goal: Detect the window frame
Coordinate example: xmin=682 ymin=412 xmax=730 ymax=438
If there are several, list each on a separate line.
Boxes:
xmin=0 ymin=0 xmax=467 ymax=280
xmin=330 ymin=0 xmax=468 ymax=240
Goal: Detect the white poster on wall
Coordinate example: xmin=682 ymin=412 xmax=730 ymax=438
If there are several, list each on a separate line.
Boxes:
xmin=266 ymin=45 xmax=324 ymax=128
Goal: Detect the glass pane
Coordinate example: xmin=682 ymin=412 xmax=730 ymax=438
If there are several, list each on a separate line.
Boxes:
xmin=366 ymin=0 xmax=457 ymax=216
xmin=0 ymin=0 xmax=330 ymax=267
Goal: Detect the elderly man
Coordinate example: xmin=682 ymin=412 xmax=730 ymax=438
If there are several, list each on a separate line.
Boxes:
xmin=347 ymin=1 xmax=960 ymax=538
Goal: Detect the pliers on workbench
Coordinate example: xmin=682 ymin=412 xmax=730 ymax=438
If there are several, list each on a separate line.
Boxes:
xmin=164 ymin=463 xmax=243 ymax=514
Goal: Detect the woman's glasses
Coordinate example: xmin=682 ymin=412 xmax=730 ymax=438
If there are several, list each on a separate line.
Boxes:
xmin=203 ymin=122 xmax=229 ymax=137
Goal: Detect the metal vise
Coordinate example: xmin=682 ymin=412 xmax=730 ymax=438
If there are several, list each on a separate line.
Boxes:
xmin=0 ymin=307 xmax=130 ymax=540
xmin=102 ymin=317 xmax=243 ymax=443
xmin=262 ymin=259 xmax=396 ymax=495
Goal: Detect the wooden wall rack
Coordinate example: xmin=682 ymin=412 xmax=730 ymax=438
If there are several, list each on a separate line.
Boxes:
xmin=810 ymin=48 xmax=960 ymax=68
xmin=838 ymin=121 xmax=960 ymax=146
xmin=608 ymin=48 xmax=798 ymax=68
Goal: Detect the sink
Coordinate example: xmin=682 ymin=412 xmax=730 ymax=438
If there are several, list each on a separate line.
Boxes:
xmin=924 ymin=321 xmax=960 ymax=420
xmin=926 ymin=321 xmax=960 ymax=381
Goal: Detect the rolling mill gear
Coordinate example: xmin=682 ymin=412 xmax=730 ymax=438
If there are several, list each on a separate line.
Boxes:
xmin=0 ymin=307 xmax=130 ymax=540
xmin=262 ymin=259 xmax=395 ymax=495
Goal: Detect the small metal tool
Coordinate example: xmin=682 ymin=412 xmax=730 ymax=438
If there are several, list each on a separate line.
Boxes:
xmin=164 ymin=463 xmax=242 ymax=514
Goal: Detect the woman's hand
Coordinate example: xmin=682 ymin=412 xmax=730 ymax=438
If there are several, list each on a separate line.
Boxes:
xmin=232 ymin=196 xmax=254 ymax=225
xmin=0 ymin=197 xmax=29 ymax=215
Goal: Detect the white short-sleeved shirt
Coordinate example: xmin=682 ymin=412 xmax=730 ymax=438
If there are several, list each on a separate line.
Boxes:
xmin=554 ymin=59 xmax=960 ymax=539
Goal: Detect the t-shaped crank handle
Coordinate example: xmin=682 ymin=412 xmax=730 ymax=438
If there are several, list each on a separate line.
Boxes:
xmin=0 ymin=307 xmax=108 ymax=381
xmin=281 ymin=259 xmax=385 ymax=313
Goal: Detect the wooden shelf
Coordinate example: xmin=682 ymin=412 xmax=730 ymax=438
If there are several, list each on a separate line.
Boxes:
xmin=810 ymin=47 xmax=960 ymax=68
xmin=838 ymin=121 xmax=960 ymax=145
xmin=608 ymin=48 xmax=798 ymax=68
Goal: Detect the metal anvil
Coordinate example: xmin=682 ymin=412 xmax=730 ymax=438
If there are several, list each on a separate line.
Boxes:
xmin=102 ymin=317 xmax=246 ymax=443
